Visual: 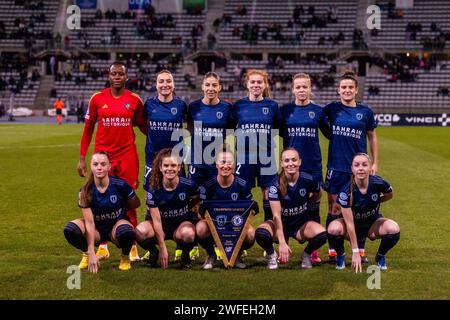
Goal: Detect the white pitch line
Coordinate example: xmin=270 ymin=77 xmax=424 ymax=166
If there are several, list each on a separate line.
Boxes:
xmin=0 ymin=143 xmax=78 ymax=150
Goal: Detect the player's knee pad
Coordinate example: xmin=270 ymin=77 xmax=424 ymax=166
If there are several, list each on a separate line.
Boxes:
xmin=115 ymin=224 xmax=136 ymax=248
xmin=64 ymin=222 xmax=87 ymax=252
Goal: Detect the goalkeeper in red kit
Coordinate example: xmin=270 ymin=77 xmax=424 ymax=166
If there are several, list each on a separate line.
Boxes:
xmin=77 ymin=61 xmax=147 ymax=262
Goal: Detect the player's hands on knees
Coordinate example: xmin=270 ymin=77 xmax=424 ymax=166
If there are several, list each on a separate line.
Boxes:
xmin=88 ymin=252 xmax=100 ymax=273
xmin=278 ymin=243 xmax=292 ymax=264
xmin=77 ymin=158 xmax=87 ymax=177
xmin=159 ymin=247 xmax=169 ymax=270
xmin=351 ymin=252 xmax=362 ymax=273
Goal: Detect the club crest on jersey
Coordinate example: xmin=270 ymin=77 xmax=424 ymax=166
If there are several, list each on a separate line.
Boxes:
xmin=217 ymin=215 xmax=227 ymax=227
xmin=124 ymin=103 xmax=130 ymax=110
xmin=262 ymin=107 xmax=269 ymax=115
xmin=179 ymin=193 xmax=186 ymax=201
xmin=232 ymin=215 xmax=243 ymax=227
xmin=299 ymin=188 xmax=306 ymax=197
xmin=216 ymin=111 xmax=223 ymax=119
xmin=356 ymin=113 xmax=363 ymax=120
xmin=110 ymin=195 xmax=117 ymax=203
xmin=371 ymin=194 xmax=378 ymax=202
xmin=231 ymin=193 xmax=238 ymax=201
xmin=309 ymin=111 xmax=315 ymax=119
xmin=171 ymin=107 xmax=177 ymax=115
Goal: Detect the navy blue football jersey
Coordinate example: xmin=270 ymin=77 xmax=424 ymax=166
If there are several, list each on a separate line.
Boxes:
xmin=337 ymin=175 xmax=392 ymax=225
xmin=199 ymin=176 xmax=252 ymax=201
xmin=146 ymin=177 xmax=198 ymax=225
xmin=231 ymin=97 xmax=280 ymax=163
xmin=143 ymin=96 xmax=187 ymax=166
xmin=268 ymin=172 xmax=321 ymax=229
xmin=280 ymin=102 xmax=330 ymax=172
xmin=323 ymin=101 xmax=377 ymax=173
xmin=78 ymin=176 xmax=135 ymax=228
xmin=187 ymin=99 xmax=232 ymax=167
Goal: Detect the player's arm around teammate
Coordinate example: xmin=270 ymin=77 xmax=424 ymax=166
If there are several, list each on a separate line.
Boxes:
xmin=64 ymin=151 xmax=140 ymax=272
xmin=255 ymin=149 xmax=326 ymax=269
xmin=327 ymin=153 xmax=399 ymax=273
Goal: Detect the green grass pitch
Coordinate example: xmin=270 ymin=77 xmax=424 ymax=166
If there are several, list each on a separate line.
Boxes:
xmin=0 ymin=124 xmax=449 ymax=299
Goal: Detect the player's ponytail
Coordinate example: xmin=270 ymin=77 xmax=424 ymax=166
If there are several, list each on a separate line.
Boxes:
xmin=79 ymin=151 xmax=110 ymax=207
xmin=245 ymin=69 xmax=272 ymax=99
xmin=278 ymin=148 xmax=300 ymax=198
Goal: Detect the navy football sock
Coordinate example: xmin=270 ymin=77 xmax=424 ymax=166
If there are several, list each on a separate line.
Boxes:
xmin=255 ymin=228 xmax=274 ymax=255
xmin=138 ymin=237 xmax=158 ymax=255
xmin=327 ymin=233 xmax=345 ymax=256
xmin=326 ymin=213 xmax=341 ymax=251
xmin=198 ymin=236 xmax=216 ymax=257
xmin=115 ymin=224 xmax=136 ymax=255
xmin=63 ymin=222 xmax=87 ymax=252
xmin=377 ymin=232 xmax=400 ymax=256
xmin=304 ymin=231 xmax=327 ymax=254
xmin=358 ymin=237 xmax=367 ymax=251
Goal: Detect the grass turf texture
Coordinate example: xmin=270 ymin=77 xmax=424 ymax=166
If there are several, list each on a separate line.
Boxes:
xmin=0 ymin=124 xmax=449 ymax=299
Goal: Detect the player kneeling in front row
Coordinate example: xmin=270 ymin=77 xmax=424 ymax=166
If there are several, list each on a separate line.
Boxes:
xmin=255 ymin=148 xmax=327 ymax=270
xmin=197 ymin=148 xmax=256 ymax=270
xmin=327 ymin=153 xmax=400 ymax=272
xmin=135 ymin=148 xmax=199 ymax=269
xmin=64 ymin=151 xmax=139 ymax=272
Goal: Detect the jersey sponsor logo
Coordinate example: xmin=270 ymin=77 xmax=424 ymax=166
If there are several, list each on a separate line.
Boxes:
xmin=217 ymin=215 xmax=227 ymax=227
xmin=110 ymin=195 xmax=117 ymax=203
xmin=179 ymin=192 xmax=186 ymax=201
xmin=171 ymin=107 xmax=177 ymax=115
xmin=147 ymin=192 xmax=153 ymax=200
xmin=216 ymin=111 xmax=223 ymax=119
xmin=309 ymin=111 xmax=315 ymax=119
xmin=299 ymin=188 xmax=306 ymax=197
xmin=124 ymin=103 xmax=130 ymax=110
xmin=356 ymin=113 xmax=363 ymax=120
xmin=199 ymin=186 xmax=206 ymax=194
xmin=231 ymin=193 xmax=238 ymax=201
xmin=262 ymin=107 xmax=269 ymax=115
xmin=371 ymin=194 xmax=378 ymax=202
xmin=232 ymin=215 xmax=243 ymax=227
xmin=269 ymin=186 xmax=278 ymax=195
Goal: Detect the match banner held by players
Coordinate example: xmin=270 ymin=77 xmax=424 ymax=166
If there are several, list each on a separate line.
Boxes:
xmin=203 ymin=200 xmax=257 ymax=268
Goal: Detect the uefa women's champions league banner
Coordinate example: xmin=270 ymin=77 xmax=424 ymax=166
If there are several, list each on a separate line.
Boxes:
xmin=202 ymin=200 xmax=258 ymax=268
xmin=375 ymin=113 xmax=450 ymax=126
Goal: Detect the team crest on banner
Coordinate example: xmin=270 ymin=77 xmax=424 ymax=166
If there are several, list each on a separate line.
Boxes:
xmin=356 ymin=113 xmax=363 ymax=120
xmin=203 ymin=200 xmax=257 ymax=268
xmin=262 ymin=107 xmax=269 ymax=115
xmin=216 ymin=111 xmax=223 ymax=119
xmin=309 ymin=111 xmax=315 ymax=119
xmin=171 ymin=107 xmax=177 ymax=115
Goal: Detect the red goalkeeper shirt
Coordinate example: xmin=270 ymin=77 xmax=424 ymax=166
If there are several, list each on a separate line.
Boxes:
xmin=80 ymin=88 xmax=146 ymax=157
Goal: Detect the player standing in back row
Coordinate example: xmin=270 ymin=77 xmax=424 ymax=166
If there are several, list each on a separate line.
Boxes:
xmin=77 ymin=61 xmax=147 ymax=262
